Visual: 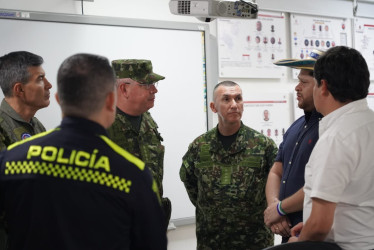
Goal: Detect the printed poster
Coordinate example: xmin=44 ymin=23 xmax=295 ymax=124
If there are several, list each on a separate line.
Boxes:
xmin=217 ymin=11 xmax=287 ymax=78
xmin=354 ymin=17 xmax=374 ymax=80
xmin=241 ymin=92 xmax=292 ymax=146
xmin=290 ymin=14 xmax=352 ymax=79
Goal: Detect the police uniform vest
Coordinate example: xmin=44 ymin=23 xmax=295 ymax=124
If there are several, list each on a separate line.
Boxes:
xmin=0 ymin=117 xmax=167 ymax=250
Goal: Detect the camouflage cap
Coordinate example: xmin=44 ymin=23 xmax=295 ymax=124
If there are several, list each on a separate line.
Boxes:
xmin=111 ymin=59 xmax=165 ymax=84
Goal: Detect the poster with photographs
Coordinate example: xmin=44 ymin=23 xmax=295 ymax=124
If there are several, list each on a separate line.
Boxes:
xmin=217 ymin=11 xmax=287 ymax=78
xmin=290 ymin=14 xmax=352 ymax=79
xmin=368 ymin=93 xmax=374 ymax=111
xmin=241 ymin=92 xmax=292 ymax=146
xmin=354 ymin=17 xmax=374 ymax=80
xmin=294 ymin=92 xmax=374 ymax=120
xmin=367 ymin=86 xmax=374 ymax=111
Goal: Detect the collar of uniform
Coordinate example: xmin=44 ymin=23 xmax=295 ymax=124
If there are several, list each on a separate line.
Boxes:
xmin=116 ymin=107 xmax=141 ymax=119
xmin=0 ymin=98 xmax=35 ymax=124
xmin=60 ymin=116 xmax=108 ymax=136
xmin=211 ymin=122 xmax=247 ymax=153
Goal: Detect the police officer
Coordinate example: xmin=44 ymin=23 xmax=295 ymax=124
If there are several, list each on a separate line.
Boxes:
xmin=0 ymin=51 xmax=52 ymax=151
xmin=108 ymin=59 xmax=171 ymax=227
xmin=0 ymin=53 xmax=167 ymax=250
xmin=180 ymin=81 xmax=277 ymax=249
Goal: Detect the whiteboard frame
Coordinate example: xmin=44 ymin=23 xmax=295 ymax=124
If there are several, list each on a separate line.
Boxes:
xmin=0 ymin=9 xmax=217 ymax=133
xmin=0 ymin=8 xmax=218 ymax=225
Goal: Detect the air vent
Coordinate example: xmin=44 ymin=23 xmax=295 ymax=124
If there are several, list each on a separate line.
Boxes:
xmin=178 ymin=1 xmax=191 ymax=14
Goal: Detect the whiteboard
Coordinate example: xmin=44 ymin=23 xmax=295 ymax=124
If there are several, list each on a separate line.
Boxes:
xmin=217 ymin=11 xmax=288 ymax=79
xmin=0 ymin=10 xmax=213 ymax=222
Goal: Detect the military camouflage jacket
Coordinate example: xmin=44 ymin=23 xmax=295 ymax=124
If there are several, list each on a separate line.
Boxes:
xmin=180 ymin=123 xmax=277 ymax=250
xmin=107 ymin=110 xmax=171 ymax=224
xmin=0 ymin=99 xmax=46 ymax=151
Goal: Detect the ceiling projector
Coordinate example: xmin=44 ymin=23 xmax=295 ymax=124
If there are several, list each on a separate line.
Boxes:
xmin=169 ymin=0 xmax=258 ymax=22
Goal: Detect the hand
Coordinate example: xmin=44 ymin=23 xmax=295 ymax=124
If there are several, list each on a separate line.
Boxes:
xmin=288 ymin=236 xmax=299 ymax=243
xmin=270 ymin=216 xmax=291 ymax=237
xmin=290 ymin=222 xmax=303 ymax=237
xmin=264 ymin=200 xmax=281 ymax=227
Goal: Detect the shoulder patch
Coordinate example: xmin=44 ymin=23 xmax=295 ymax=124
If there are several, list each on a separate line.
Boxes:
xmin=21 ymin=133 xmax=31 ymax=140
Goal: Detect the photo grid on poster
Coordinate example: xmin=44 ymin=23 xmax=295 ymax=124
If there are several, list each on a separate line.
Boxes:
xmin=290 ymin=14 xmax=352 ymax=79
xmin=217 ymin=11 xmax=287 ymax=78
xmin=241 ymin=92 xmax=292 ymax=146
xmin=354 ymin=17 xmax=374 ymax=80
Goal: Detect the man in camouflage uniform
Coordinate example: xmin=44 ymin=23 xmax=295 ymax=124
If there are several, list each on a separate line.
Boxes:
xmin=180 ymin=81 xmax=277 ymax=250
xmin=107 ymin=59 xmax=171 ymax=227
xmin=0 ymin=51 xmax=52 ymax=151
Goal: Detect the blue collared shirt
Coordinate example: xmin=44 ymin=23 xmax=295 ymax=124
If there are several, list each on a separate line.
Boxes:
xmin=276 ymin=109 xmax=322 ymax=227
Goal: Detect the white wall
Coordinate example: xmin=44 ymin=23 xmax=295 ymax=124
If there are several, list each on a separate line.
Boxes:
xmin=1 ymin=0 xmax=373 ymax=126
xmin=2 ymin=0 xmax=374 ymax=20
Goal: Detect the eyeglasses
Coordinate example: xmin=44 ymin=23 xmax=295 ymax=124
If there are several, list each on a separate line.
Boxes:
xmin=125 ymin=81 xmax=158 ymax=90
